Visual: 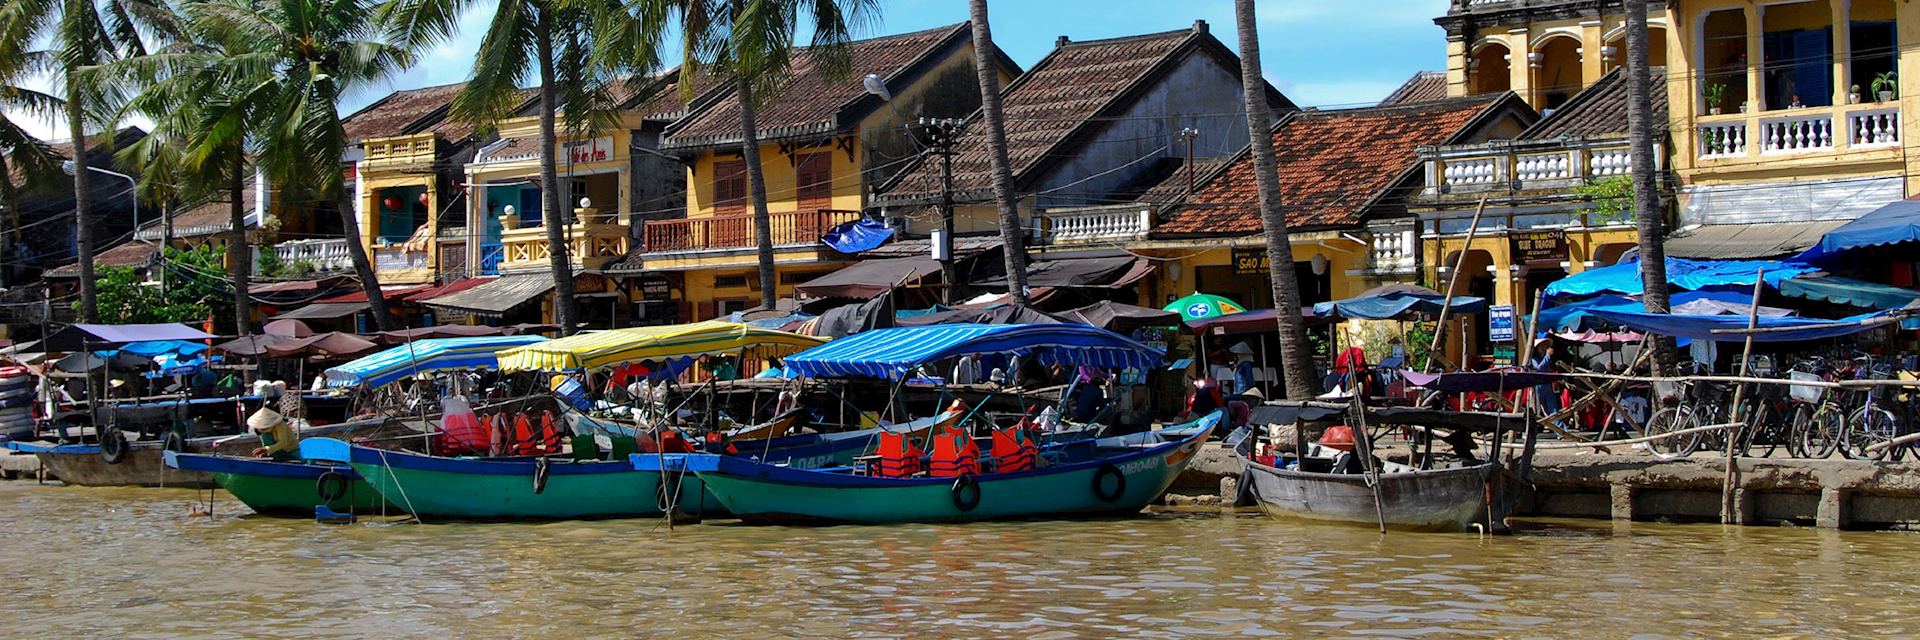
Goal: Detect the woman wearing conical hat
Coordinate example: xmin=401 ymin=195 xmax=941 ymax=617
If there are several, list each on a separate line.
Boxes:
xmin=248 ymin=407 xmax=298 ymax=462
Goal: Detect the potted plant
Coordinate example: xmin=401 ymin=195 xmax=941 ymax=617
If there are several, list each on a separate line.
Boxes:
xmin=1850 ymin=84 xmax=1863 ymax=104
xmin=1874 ymin=71 xmax=1898 ymax=102
xmin=1704 ymin=83 xmax=1726 ymax=115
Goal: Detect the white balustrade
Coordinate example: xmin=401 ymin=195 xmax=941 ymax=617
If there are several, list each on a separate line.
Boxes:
xmin=272 ymin=238 xmax=352 ymax=273
xmin=1586 ymin=146 xmax=1632 ymax=177
xmin=1697 ymin=122 xmax=1748 ymax=159
xmin=1759 ymin=113 xmax=1834 ymax=154
xmin=1847 ymin=107 xmax=1901 ymax=148
xmin=1041 ymin=207 xmax=1152 ymax=244
xmin=1369 ymin=229 xmax=1417 ymax=273
xmin=1514 ymin=153 xmax=1571 ymax=182
xmin=1441 ymin=157 xmax=1500 ymax=187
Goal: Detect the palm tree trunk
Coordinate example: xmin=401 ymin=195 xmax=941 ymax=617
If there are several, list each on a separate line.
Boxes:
xmin=536 ymin=8 xmax=579 ymax=334
xmin=737 ymin=75 xmax=778 ymax=309
xmin=1234 ymin=0 xmax=1316 ymax=399
xmin=969 ymin=0 xmax=1029 ymax=304
xmin=1625 ymin=0 xmax=1673 ymax=373
xmin=66 ymin=73 xmax=98 ymax=323
xmin=227 ymin=156 xmax=251 ymax=335
xmin=339 ymin=178 xmax=394 ymax=331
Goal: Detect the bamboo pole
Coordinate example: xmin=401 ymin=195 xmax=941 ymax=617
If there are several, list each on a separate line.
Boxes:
xmin=1348 ymin=389 xmax=1389 ymax=535
xmin=1517 ymin=289 xmax=1547 ymax=481
xmin=1427 ymin=195 xmax=1490 ymax=373
xmin=1721 ymin=269 xmax=1764 ymax=524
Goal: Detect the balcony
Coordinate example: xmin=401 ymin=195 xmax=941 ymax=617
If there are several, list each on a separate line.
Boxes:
xmin=1423 ymin=138 xmax=1661 ymax=198
xmin=1036 ymin=204 xmax=1153 ymax=246
xmin=271 ymin=238 xmax=353 ymax=273
xmin=642 ymin=209 xmax=860 ymax=253
xmin=478 ymin=242 xmax=504 ymax=276
xmin=1693 ymin=104 xmax=1901 ymax=162
xmin=498 ymin=206 xmax=629 ymax=272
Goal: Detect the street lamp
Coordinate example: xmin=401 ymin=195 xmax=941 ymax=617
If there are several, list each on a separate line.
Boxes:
xmin=62 ymin=160 xmax=143 ymax=245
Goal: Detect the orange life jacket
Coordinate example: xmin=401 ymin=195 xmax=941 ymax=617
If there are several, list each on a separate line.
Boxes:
xmin=877 ymin=431 xmax=924 ymax=477
xmin=510 ymin=412 xmax=563 ymax=456
xmin=704 ymin=432 xmax=739 ymax=455
xmin=928 ymin=425 xmax=980 ymax=478
xmin=659 ymin=429 xmax=696 ymax=453
xmin=990 ymin=426 xmax=1037 ymax=473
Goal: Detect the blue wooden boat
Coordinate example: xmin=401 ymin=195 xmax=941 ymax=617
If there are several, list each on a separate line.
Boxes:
xmin=5 ymin=415 xmax=410 ymax=488
xmin=639 ymin=411 xmax=1221 ymax=524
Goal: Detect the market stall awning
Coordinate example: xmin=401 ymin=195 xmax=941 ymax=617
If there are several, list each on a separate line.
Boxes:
xmin=1313 ymin=290 xmax=1486 ymax=320
xmin=1587 ymin=307 xmax=1907 ymax=342
xmin=1534 ymin=290 xmax=1792 ymax=332
xmin=1065 ymin=300 xmax=1181 ymax=331
xmin=419 ymin=273 xmax=555 ymax=315
xmin=1542 ymin=258 xmax=1817 ymax=298
xmin=325 ymin=335 xmax=550 ymax=389
xmin=1797 ymin=199 xmax=1920 ymax=262
xmin=261 ymin=332 xmax=380 ymax=359
xmin=982 ymin=257 xmax=1153 ymax=289
xmin=272 ymin=302 xmax=367 ymax=321
xmin=42 ymin=323 xmax=217 ymax=351
xmin=402 ymin=277 xmax=495 ymax=302
xmin=316 ymin=284 xmax=434 ymax=304
xmin=784 ymin=323 xmax=1163 ymax=379
xmin=794 ymin=257 xmax=941 ymax=299
xmin=496 ymin=320 xmax=825 ymax=372
xmin=1780 ymin=275 xmax=1920 ymax=310
xmin=212 ymin=334 xmax=294 ymax=356
xmin=1666 ymin=221 xmax=1847 ymax=260
xmin=373 ymin=324 xmax=508 ymax=344
xmin=1183 ymin=308 xmax=1328 ymax=336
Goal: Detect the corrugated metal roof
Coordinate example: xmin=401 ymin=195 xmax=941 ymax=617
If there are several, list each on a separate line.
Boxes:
xmin=419 ymin=273 xmax=555 ymax=315
xmin=272 ymin=302 xmax=367 ymax=320
xmin=1664 ymin=221 xmax=1847 ymax=259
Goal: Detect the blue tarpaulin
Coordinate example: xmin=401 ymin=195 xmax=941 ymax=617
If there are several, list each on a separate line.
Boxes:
xmin=820 ymin=217 xmax=895 ymax=254
xmin=1533 ymin=290 xmax=1790 ymax=332
xmin=1585 ymin=307 xmax=1903 ymax=342
xmin=1779 ymin=275 xmax=1920 ymax=310
xmin=1796 ymin=199 xmax=1920 ymax=262
xmin=784 ymin=323 xmax=1164 ymax=379
xmin=1543 ymin=257 xmax=1818 ymax=298
xmin=116 ymin=340 xmax=209 ymax=358
xmin=1313 ymin=292 xmax=1487 ymax=320
xmin=324 ymin=335 xmax=549 ymax=389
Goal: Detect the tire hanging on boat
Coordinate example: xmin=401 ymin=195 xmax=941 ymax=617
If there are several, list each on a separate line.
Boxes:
xmin=950 ymin=474 xmax=982 ymax=512
xmin=316 ymin=471 xmax=350 ymax=503
xmin=99 ymin=431 xmax=129 ymax=465
xmin=1091 ymin=464 xmax=1126 ymax=503
xmin=531 ymin=457 xmax=550 ymax=495
xmin=162 ymin=431 xmax=187 ymax=453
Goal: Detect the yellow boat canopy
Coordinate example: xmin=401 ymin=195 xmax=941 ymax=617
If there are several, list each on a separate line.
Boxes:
xmin=495 ymin=321 xmax=827 ymax=373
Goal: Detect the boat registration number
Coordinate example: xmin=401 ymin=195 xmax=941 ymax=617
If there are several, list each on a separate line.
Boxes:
xmin=1118 ymin=458 xmax=1161 ymax=476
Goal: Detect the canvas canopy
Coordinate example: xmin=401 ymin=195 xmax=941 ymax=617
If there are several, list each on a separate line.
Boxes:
xmin=1542 ymin=258 xmax=1817 ymax=298
xmin=1313 ymin=284 xmax=1486 ymax=320
xmin=1796 ymin=199 xmax=1920 ymax=262
xmin=42 ymin=323 xmax=215 ymax=351
xmin=496 ymin=321 xmax=825 ymax=373
xmin=1586 ymin=307 xmax=1907 ymax=342
xmin=325 ymin=335 xmax=549 ymax=389
xmin=1779 ymin=275 xmax=1920 ymax=310
xmin=783 ymin=323 xmax=1164 ymax=379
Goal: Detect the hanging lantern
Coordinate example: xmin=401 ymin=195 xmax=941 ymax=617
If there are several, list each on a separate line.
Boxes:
xmin=417 ymin=192 xmax=431 ymax=207
xmin=382 ymin=195 xmax=404 ymax=211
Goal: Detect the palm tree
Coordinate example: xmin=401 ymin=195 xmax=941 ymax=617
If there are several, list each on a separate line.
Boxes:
xmin=182 ymin=0 xmax=408 ymax=331
xmin=383 ymin=0 xmax=623 ymax=335
xmin=0 ymin=0 xmax=163 ymax=322
xmin=1232 ymin=0 xmax=1315 ymax=399
xmin=967 ymin=0 xmax=1027 ymax=305
xmin=1624 ymin=0 xmax=1674 ymax=373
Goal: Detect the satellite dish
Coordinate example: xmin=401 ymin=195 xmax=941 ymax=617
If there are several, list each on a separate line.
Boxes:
xmin=862 ymin=74 xmax=891 ymax=102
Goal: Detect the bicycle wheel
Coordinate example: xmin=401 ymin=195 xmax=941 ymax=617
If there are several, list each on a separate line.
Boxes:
xmin=1644 ymin=407 xmax=1700 ymax=459
xmin=1843 ymin=408 xmax=1901 ymax=461
xmin=1796 ymin=404 xmax=1843 ymax=459
xmin=1738 ymin=401 xmax=1778 ymax=458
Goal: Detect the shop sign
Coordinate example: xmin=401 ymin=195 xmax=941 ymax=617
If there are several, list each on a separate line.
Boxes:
xmin=637 ymin=275 xmax=672 ymax=301
xmin=563 ymin=136 xmax=615 ymax=164
xmin=1509 ymin=230 xmax=1567 ymax=266
xmin=1233 ymin=248 xmax=1270 ymax=275
xmin=1489 ymin=304 xmax=1516 ymax=343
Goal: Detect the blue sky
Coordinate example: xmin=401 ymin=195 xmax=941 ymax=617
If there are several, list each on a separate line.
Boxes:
xmin=16 ymin=0 xmax=1453 ymax=140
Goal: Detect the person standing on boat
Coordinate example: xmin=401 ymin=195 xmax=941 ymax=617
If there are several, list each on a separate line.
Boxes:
xmin=247 ymin=407 xmax=298 ymax=461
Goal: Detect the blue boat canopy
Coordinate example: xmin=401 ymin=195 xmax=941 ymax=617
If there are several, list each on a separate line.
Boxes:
xmin=1543 ymin=257 xmax=1817 ymax=298
xmin=1779 ymin=274 xmax=1920 ymax=310
xmin=783 ymin=323 xmax=1164 ymax=379
xmin=1796 ymin=200 xmax=1920 ymax=262
xmin=1585 ymin=307 xmax=1905 ymax=342
xmin=324 ymin=335 xmax=549 ymax=389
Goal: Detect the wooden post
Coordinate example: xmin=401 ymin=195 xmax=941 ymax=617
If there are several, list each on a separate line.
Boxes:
xmin=1428 ymin=195 xmax=1490 ymax=372
xmin=1721 ymin=268 xmax=1764 ymax=525
xmin=1517 ymin=289 xmax=1548 ymax=481
xmin=1348 ymin=392 xmax=1389 ymax=534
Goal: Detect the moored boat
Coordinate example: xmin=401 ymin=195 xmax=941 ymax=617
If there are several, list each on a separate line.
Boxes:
xmin=1239 ymin=457 xmax=1494 ymax=531
xmin=5 ymin=415 xmax=415 ymax=488
xmin=164 ymin=449 xmax=396 ymax=516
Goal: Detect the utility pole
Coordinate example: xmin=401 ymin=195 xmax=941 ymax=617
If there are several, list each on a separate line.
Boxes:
xmin=918 ymin=118 xmax=967 ymax=304
xmin=1177 ymin=128 xmax=1200 ymax=197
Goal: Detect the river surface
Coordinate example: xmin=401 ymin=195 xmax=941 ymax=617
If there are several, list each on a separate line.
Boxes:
xmin=3 ymin=481 xmax=1918 ymax=638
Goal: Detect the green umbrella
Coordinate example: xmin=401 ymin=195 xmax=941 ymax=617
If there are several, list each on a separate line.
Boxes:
xmin=1164 ymin=293 xmax=1248 ymax=321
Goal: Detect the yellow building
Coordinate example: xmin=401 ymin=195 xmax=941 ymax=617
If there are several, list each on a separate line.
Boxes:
xmin=642 ymin=22 xmax=1018 ymax=320
xmin=1438 ymin=0 xmax=1671 ymax=111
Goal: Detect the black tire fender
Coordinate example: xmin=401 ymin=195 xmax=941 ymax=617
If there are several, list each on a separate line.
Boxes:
xmin=316 ymin=471 xmax=350 ymax=503
xmin=532 ymin=457 xmax=550 ymax=495
xmin=162 ymin=431 xmax=187 ymax=454
xmin=1092 ymin=463 xmax=1126 ymax=503
xmin=950 ymin=474 xmax=982 ymax=512
xmin=99 ymin=431 xmax=129 ymax=465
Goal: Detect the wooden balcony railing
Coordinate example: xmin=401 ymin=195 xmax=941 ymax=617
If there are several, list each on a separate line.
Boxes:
xmin=643 ymin=209 xmax=861 ymax=252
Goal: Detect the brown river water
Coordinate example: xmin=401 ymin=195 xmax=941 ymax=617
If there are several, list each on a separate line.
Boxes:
xmin=3 ymin=481 xmax=1918 ymax=638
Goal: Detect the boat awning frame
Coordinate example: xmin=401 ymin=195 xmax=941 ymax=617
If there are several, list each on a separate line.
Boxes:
xmin=496 ymin=320 xmax=824 ymax=373
xmin=325 ymin=335 xmax=550 ymax=389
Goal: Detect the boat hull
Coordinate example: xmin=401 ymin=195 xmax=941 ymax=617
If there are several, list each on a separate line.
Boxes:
xmin=166 ymin=451 xmax=394 ymax=516
xmin=658 ymin=415 xmax=1220 ymax=525
xmin=346 ymin=448 xmax=722 ymax=520
xmin=1240 ymin=459 xmax=1493 ymax=532
xmin=6 ymin=416 xmax=410 ymax=488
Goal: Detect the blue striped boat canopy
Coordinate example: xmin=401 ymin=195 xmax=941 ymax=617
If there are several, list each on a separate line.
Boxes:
xmin=783 ymin=323 xmax=1164 ymax=380
xmin=324 ymin=335 xmax=549 ymax=389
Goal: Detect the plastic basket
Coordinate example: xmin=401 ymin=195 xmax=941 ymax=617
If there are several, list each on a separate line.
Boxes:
xmin=1789 ymin=371 xmax=1822 ymax=404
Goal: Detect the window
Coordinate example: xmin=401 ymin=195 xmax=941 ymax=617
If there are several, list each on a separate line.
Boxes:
xmin=714 ymin=159 xmax=747 ymax=214
xmin=714 ymin=274 xmax=749 ymax=289
xmin=1761 ymin=1 xmax=1834 ymax=110
xmin=1701 ymin=9 xmax=1750 ymax=114
xmin=1850 ymin=0 xmax=1897 ymax=100
xmin=796 ymin=153 xmax=833 ymax=210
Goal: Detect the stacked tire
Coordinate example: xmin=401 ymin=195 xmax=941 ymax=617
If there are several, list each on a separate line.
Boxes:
xmin=0 ymin=366 xmax=34 ymax=440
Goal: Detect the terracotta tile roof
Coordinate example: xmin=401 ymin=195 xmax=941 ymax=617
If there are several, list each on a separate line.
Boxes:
xmin=625 ymin=68 xmax=723 ymax=122
xmin=664 ymin=23 xmax=971 ymax=149
xmin=1158 ymin=95 xmax=1506 ymax=235
xmin=876 ymin=23 xmax=1290 ymax=205
xmin=147 ymin=189 xmax=258 ymax=239
xmin=343 ymin=82 xmax=504 ymax=145
xmin=48 ymin=240 xmax=157 ymax=277
xmin=1379 ymin=71 xmax=1449 ymax=106
xmin=1521 ymin=67 xmax=1667 ymax=140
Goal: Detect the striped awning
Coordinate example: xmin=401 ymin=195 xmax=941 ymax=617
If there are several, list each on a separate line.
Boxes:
xmin=783 ymin=323 xmax=1164 ymax=380
xmin=419 ymin=274 xmax=555 ymax=315
xmin=324 ymin=335 xmax=551 ymax=389
xmin=496 ymin=321 xmax=825 ymax=373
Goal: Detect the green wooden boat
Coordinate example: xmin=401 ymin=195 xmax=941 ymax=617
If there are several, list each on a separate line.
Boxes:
xmin=163 ymin=450 xmax=395 ymax=516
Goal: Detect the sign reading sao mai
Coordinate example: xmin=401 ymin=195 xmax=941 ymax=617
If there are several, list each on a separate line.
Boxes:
xmin=1232 ymin=248 xmax=1270 ymax=276
xmin=563 ymin=136 xmax=615 ymax=164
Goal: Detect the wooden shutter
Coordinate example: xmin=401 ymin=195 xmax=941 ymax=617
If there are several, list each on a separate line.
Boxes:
xmin=796 ymin=153 xmax=833 ymax=211
xmin=713 ymin=159 xmax=747 ymax=215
